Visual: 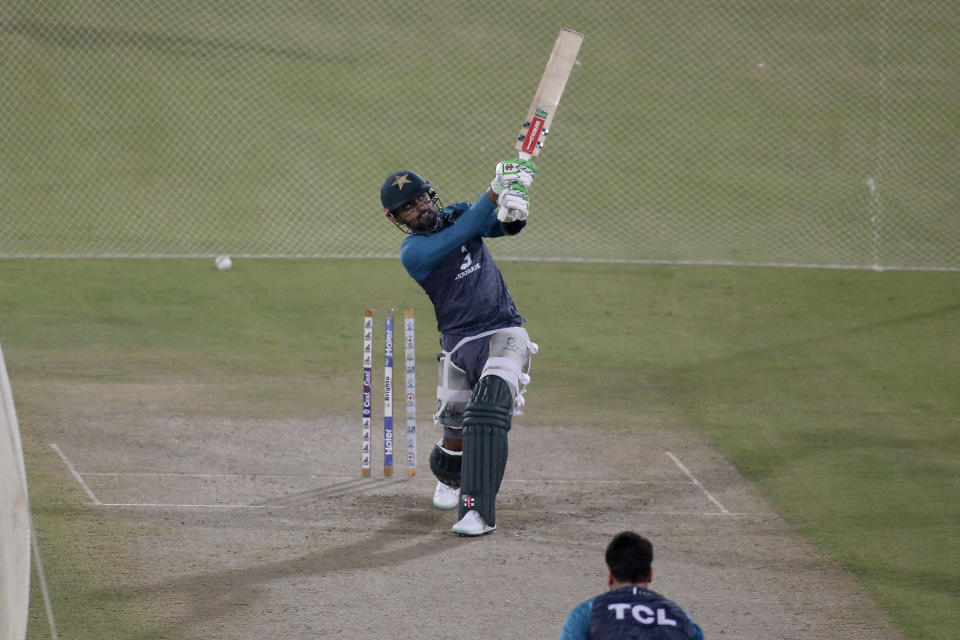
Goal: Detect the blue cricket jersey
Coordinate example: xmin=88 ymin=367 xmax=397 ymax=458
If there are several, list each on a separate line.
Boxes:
xmin=400 ymin=192 xmax=525 ymax=337
xmin=559 ymin=586 xmax=705 ymax=640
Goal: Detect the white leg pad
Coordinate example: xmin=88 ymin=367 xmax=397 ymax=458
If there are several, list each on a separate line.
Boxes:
xmin=480 ymin=328 xmax=537 ymax=415
xmin=434 ymin=354 xmax=471 ymax=427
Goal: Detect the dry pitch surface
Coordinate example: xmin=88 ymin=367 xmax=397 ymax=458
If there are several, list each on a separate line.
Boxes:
xmin=28 ymin=377 xmax=904 ymax=640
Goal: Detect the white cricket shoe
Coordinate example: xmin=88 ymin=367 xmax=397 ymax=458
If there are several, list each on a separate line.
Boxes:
xmin=451 ymin=510 xmax=496 ymax=536
xmin=433 ymin=481 xmax=460 ymax=510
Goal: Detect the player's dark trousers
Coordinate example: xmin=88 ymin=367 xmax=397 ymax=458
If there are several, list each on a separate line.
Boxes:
xmin=459 ymin=375 xmax=512 ymax=526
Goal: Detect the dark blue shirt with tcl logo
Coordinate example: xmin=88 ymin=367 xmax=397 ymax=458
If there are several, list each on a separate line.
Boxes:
xmin=560 ymin=586 xmax=705 ymax=640
xmin=400 ymin=193 xmax=525 ymax=338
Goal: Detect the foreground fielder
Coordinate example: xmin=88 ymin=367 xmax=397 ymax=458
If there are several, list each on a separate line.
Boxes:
xmin=559 ymin=531 xmax=705 ymax=639
xmin=380 ymin=160 xmax=537 ymax=536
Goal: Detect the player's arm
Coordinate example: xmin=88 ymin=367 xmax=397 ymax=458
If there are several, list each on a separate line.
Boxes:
xmin=485 ymin=187 xmax=528 ymax=238
xmin=688 ymin=614 xmax=705 ymax=640
xmin=557 ymin=599 xmax=592 ymax=640
xmin=400 ymin=193 xmax=499 ymax=281
xmin=401 ymin=160 xmax=535 ymax=279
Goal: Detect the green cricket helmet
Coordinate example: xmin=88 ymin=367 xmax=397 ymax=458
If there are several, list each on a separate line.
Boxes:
xmin=380 ymin=170 xmax=442 ymax=233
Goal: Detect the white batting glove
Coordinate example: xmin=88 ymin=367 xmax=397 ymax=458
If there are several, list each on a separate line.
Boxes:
xmin=490 ymin=158 xmax=537 ymax=195
xmin=497 ymin=184 xmax=530 ymax=222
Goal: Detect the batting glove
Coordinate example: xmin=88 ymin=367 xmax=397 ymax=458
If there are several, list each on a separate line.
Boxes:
xmin=497 ymin=184 xmax=530 ymax=222
xmin=490 ymin=158 xmax=537 ymax=195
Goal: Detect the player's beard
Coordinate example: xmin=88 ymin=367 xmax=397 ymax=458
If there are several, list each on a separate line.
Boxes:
xmin=412 ymin=207 xmax=438 ymax=233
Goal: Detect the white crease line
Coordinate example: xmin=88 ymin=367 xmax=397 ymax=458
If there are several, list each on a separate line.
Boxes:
xmin=49 ymin=443 xmax=101 ymax=505
xmin=551 ymin=510 xmax=750 ymax=517
xmin=77 ymin=471 xmax=693 ymax=485
xmin=102 ymin=503 xmax=294 ymax=509
xmin=99 ymin=503 xmax=434 ymax=511
xmin=506 ymin=478 xmax=693 ymax=485
xmin=665 ymin=451 xmax=729 ymax=514
xmin=81 ymin=472 xmax=349 ymax=479
xmin=94 ymin=501 xmax=743 ymax=516
xmin=99 ymin=503 xmax=745 ymax=516
xmin=30 ymin=527 xmax=59 ymax=640
xmin=48 ymin=447 xmax=729 ymax=514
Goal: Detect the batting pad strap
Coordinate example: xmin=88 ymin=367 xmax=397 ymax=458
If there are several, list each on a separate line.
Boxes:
xmin=437 ymin=387 xmax=471 ymax=404
xmin=442 ymin=425 xmax=464 ymax=440
xmin=444 ymin=326 xmax=534 ymax=357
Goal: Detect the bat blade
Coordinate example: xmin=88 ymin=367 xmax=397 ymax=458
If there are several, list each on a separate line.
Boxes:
xmin=515 ymin=28 xmax=584 ymax=159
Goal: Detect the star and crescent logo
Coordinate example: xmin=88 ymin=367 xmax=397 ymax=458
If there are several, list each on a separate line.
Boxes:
xmin=392 ymin=174 xmax=411 ymax=190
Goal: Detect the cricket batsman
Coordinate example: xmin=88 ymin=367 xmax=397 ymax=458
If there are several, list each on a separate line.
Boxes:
xmin=380 ymin=160 xmax=537 ymax=536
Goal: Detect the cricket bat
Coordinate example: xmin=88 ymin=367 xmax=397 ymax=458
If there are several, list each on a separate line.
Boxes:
xmin=513 ymin=28 xmax=584 ymax=161
xmin=499 ymin=28 xmax=583 ymax=221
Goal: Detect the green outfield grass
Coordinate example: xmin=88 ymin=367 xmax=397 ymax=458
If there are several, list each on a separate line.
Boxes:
xmin=1 ymin=259 xmax=958 ymax=638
